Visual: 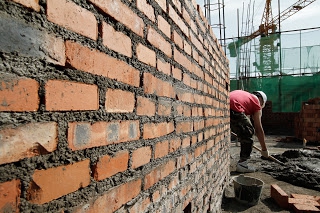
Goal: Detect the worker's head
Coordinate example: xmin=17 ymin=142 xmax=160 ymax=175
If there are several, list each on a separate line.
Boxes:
xmin=252 ymin=91 xmax=267 ymax=108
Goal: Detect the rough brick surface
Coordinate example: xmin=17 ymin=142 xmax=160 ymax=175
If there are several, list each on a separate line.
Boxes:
xmin=154 ymin=140 xmax=169 ymax=159
xmin=68 ymin=120 xmax=140 ymax=150
xmin=270 ymin=184 xmax=289 ymax=209
xmin=0 ymin=179 xmax=21 ymax=213
xmin=293 ymin=204 xmax=320 ymax=213
xmin=65 ymin=41 xmax=140 ymax=87
xmin=47 ymin=0 xmax=98 ymax=40
xmin=105 ymin=89 xmax=135 ymax=113
xmin=11 ymin=0 xmax=40 ymax=11
xmin=0 ymin=74 xmax=39 ymax=112
xmin=144 ymin=160 xmax=175 ymax=190
xmin=136 ymin=43 xmax=156 ymax=67
xmin=132 ymin=146 xmax=152 ymax=169
xmin=45 ymin=80 xmax=99 ymax=111
xmin=102 ymin=22 xmax=132 ymax=57
xmin=88 ymin=0 xmax=144 ymax=36
xmin=137 ymin=96 xmax=156 ymax=116
xmin=92 ymin=150 xmax=129 ymax=180
xmin=0 ymin=122 xmax=58 ymax=165
xmin=27 ymin=160 xmax=91 ymax=204
xmin=143 ymin=122 xmax=174 ymax=139
xmin=73 ymin=179 xmax=142 ymax=213
xmin=147 ymin=26 xmax=172 ymax=57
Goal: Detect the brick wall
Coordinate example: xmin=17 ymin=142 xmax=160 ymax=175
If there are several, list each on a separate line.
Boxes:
xmin=294 ymin=98 xmax=320 ymax=142
xmin=0 ymin=0 xmax=230 ymax=212
xmin=262 ymin=101 xmax=298 ymax=135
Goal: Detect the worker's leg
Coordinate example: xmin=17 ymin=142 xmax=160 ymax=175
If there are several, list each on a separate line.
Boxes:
xmin=230 ymin=110 xmax=255 ymax=161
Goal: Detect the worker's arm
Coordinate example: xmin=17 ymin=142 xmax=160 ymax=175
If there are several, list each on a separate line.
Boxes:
xmin=252 ymin=110 xmax=267 ymax=151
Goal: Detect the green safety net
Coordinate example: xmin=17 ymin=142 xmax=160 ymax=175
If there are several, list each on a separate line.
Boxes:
xmin=230 ymin=74 xmax=320 ymax=112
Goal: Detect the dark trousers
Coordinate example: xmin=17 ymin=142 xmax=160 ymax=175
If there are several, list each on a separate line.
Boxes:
xmin=230 ymin=110 xmax=255 ymax=160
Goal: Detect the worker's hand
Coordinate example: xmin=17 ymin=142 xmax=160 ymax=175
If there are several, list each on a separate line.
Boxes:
xmin=261 ymin=150 xmax=269 ymax=158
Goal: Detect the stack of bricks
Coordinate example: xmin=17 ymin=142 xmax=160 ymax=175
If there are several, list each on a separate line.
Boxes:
xmin=271 ymin=184 xmax=320 ymax=213
xmin=0 ymin=0 xmax=230 ymax=212
xmin=294 ymin=98 xmax=320 ymax=142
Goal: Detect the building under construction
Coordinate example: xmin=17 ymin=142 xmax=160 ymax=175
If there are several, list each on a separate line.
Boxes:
xmin=204 ymin=0 xmax=320 ymax=134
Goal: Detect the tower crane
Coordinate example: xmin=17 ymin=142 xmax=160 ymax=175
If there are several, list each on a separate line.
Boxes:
xmin=228 ymin=0 xmax=316 ymax=58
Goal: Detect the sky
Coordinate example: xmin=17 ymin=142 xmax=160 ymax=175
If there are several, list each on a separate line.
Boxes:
xmin=198 ymin=0 xmax=320 ymax=46
xmin=197 ymin=0 xmax=320 ymax=76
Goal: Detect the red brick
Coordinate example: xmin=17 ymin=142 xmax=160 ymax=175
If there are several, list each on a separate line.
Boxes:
xmin=73 ymin=179 xmax=142 ymax=213
xmin=289 ymin=198 xmax=320 ymax=207
xmin=128 ymin=196 xmax=151 ymax=213
xmin=176 ymin=121 xmax=193 ymax=134
xmin=0 ymin=74 xmax=39 ymax=112
xmin=169 ymin=137 xmax=181 ymax=153
xmin=65 ymin=41 xmax=140 ymax=87
xmin=45 ymin=80 xmax=98 ymax=111
xmin=102 ymin=22 xmax=132 ymax=57
xmin=182 ymin=136 xmax=190 ymax=148
xmin=143 ymin=122 xmax=174 ymax=139
xmin=184 ymin=40 xmax=192 ymax=56
xmin=0 ymin=122 xmax=58 ymax=165
xmin=154 ymin=140 xmax=169 ymax=159
xmin=182 ymin=7 xmax=191 ymax=25
xmin=168 ymin=5 xmax=188 ymax=36
xmin=132 ymin=146 xmax=152 ymax=169
xmin=172 ymin=66 xmax=182 ymax=80
xmin=117 ymin=120 xmax=140 ymax=143
xmin=154 ymin=0 xmax=166 ymax=11
xmin=68 ymin=120 xmax=140 ymax=150
xmin=137 ymin=96 xmax=156 ymax=116
xmin=172 ymin=30 xmax=183 ymax=49
xmin=152 ymin=190 xmax=161 ymax=202
xmin=88 ymin=0 xmax=144 ymax=36
xmin=27 ymin=160 xmax=91 ymax=204
xmin=293 ymin=204 xmax=320 ymax=213
xmin=47 ymin=0 xmax=97 ymax=40
xmin=158 ymin=99 xmax=172 ymax=116
xmin=157 ymin=16 xmax=170 ymax=38
xmin=137 ymin=0 xmax=155 ymax=22
xmin=11 ymin=0 xmax=40 ymax=11
xmin=92 ymin=150 xmax=129 ymax=181
xmin=0 ymin=179 xmax=21 ymax=213
xmin=147 ymin=26 xmax=171 ymax=57
xmin=157 ymin=57 xmax=171 ymax=76
xmin=270 ymin=184 xmax=289 ymax=209
xmin=291 ymin=194 xmax=320 ymax=202
xmin=174 ymin=48 xmax=192 ymax=72
xmin=143 ymin=73 xmax=175 ymax=98
xmin=105 ymin=89 xmax=135 ymax=113
xmin=136 ymin=43 xmax=156 ymax=67
xmin=144 ymin=160 xmax=175 ymax=189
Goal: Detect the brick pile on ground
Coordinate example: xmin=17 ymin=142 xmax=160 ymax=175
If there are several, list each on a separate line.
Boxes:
xmin=271 ymin=184 xmax=320 ymax=213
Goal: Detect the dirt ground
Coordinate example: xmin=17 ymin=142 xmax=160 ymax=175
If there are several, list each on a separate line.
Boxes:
xmin=221 ymin=135 xmax=320 ymax=213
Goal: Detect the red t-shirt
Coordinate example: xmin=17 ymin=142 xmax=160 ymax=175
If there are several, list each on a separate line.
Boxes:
xmin=230 ymin=90 xmax=261 ymax=115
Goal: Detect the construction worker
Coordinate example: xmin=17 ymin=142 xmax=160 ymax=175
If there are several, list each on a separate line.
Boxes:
xmin=230 ymin=90 xmax=269 ymax=173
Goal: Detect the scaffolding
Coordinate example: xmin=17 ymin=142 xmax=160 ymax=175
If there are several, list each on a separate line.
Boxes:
xmin=229 ymin=29 xmax=320 ymax=112
xmin=203 ymin=0 xmax=226 ymax=52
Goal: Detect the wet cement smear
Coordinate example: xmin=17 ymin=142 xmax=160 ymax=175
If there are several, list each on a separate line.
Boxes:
xmin=261 ymin=149 xmax=320 ymax=191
